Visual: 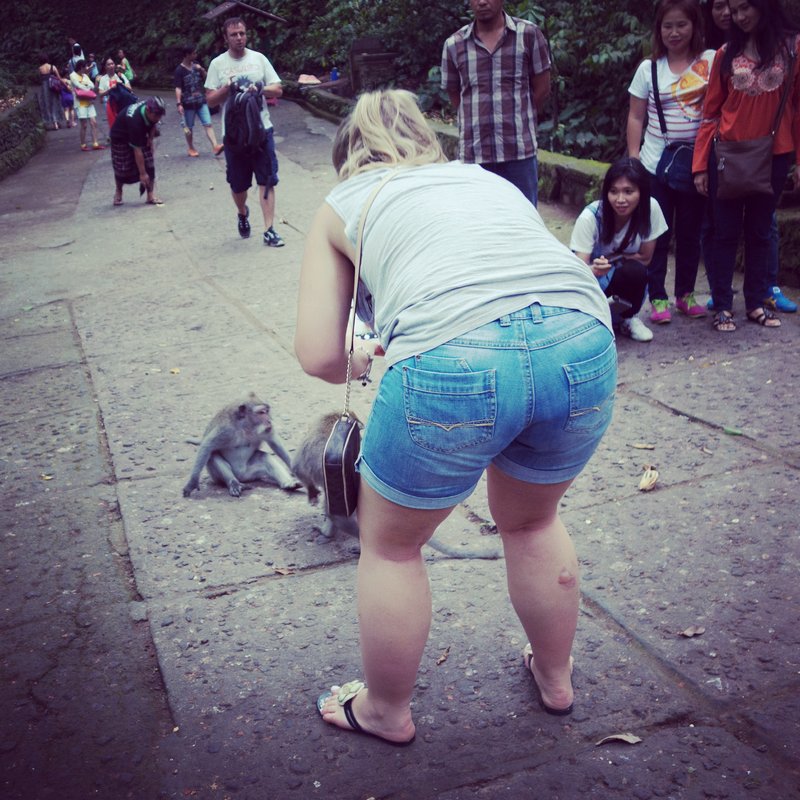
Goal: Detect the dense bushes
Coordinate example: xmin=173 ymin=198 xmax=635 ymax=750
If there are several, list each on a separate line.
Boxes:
xmin=7 ymin=0 xmax=800 ymax=162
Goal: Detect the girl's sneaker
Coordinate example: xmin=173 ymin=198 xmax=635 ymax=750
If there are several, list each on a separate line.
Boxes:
xmin=620 ymin=316 xmax=654 ymax=342
xmin=675 ymin=293 xmax=707 ymax=317
xmin=764 ymin=287 xmax=797 ymax=313
xmin=650 ymin=298 xmax=672 ymax=324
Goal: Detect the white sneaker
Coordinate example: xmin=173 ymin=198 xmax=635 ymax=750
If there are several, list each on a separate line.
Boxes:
xmin=620 ymin=316 xmax=653 ymax=342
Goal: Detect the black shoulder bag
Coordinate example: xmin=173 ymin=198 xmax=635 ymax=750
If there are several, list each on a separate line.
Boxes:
xmin=652 ymin=59 xmax=697 ymax=194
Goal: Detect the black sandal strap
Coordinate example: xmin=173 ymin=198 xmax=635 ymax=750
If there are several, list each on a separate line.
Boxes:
xmin=342 ymin=697 xmax=363 ymax=733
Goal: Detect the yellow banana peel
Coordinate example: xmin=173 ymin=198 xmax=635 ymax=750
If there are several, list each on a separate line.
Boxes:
xmin=638 ymin=464 xmax=659 ymax=491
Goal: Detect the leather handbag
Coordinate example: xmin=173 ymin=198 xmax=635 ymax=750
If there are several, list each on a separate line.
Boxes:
xmin=651 ymin=60 xmax=696 ymax=194
xmin=75 ymin=88 xmax=96 ymax=100
xmin=714 ymin=49 xmax=795 ymax=200
xmin=322 ymin=169 xmax=396 ymax=518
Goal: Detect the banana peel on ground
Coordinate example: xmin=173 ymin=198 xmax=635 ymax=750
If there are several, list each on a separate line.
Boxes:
xmin=638 ymin=464 xmax=659 ymax=491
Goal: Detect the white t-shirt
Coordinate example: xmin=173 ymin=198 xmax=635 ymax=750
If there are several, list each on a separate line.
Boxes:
xmin=204 ymin=48 xmax=280 ymax=133
xmin=97 ymin=73 xmax=130 ymax=105
xmin=570 ymin=199 xmax=668 ymax=259
xmin=628 ymin=51 xmax=715 ymax=174
xmin=325 ymin=162 xmax=612 ymax=366
xmin=70 ymin=72 xmax=95 ymax=108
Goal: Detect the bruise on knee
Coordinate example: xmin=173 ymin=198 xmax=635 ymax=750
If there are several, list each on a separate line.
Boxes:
xmin=557 ymin=567 xmax=577 ymax=588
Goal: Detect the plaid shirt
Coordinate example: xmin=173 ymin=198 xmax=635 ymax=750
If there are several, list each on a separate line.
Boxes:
xmin=441 ymin=14 xmax=550 ymax=163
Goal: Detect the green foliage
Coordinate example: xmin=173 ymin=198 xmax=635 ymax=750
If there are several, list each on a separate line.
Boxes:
xmin=11 ymin=0 xmax=800 ymax=161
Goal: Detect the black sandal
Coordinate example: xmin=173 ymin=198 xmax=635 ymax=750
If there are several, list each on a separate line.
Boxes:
xmin=712 ymin=310 xmax=736 ymax=332
xmin=746 ymin=307 xmax=781 ymax=328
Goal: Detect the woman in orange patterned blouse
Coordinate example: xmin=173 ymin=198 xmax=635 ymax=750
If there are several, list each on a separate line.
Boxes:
xmin=692 ymin=0 xmax=800 ymax=332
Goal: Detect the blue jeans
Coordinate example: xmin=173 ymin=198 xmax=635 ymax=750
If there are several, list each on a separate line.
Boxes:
xmin=359 ymin=305 xmax=616 ymax=509
xmin=709 ymin=150 xmax=790 ymax=311
xmin=183 ymin=103 xmax=212 ymax=129
xmin=648 ymin=173 xmax=706 ymax=301
xmin=481 ymin=156 xmax=539 ymax=206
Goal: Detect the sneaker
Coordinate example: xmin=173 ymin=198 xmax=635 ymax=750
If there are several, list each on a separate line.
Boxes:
xmin=764 ymin=286 xmax=797 ymax=313
xmin=212 ymin=144 xmax=224 ymax=156
xmin=620 ymin=316 xmax=654 ymax=342
xmin=650 ymin=298 xmax=672 ymax=324
xmin=675 ymin=292 xmax=707 ymax=317
xmin=237 ymin=206 xmax=250 ymax=239
xmin=263 ymin=227 xmax=285 ymax=247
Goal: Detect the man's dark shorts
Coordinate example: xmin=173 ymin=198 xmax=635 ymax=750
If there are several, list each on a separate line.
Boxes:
xmin=225 ymin=127 xmax=279 ymax=194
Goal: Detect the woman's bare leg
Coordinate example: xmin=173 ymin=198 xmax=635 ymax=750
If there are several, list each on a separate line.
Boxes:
xmin=318 ymin=482 xmax=452 ymax=742
xmin=487 ymin=465 xmax=578 ymax=711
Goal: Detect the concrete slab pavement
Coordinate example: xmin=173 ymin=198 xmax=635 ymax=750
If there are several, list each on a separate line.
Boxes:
xmin=1 ymin=97 xmax=799 ymax=799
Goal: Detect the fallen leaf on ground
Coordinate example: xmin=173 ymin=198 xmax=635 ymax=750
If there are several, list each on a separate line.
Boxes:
xmin=170 ymin=368 xmax=181 ymax=374
xmin=631 ymin=443 xmax=656 ymax=450
xmin=273 ymin=566 xmax=295 ymax=576
xmin=596 ymin=733 xmax=642 ymax=746
xmin=638 ymin=465 xmax=659 ymax=491
xmin=680 ymin=625 xmax=706 ymax=638
xmin=701 ymin=447 xmax=713 ymax=455
xmin=40 ymin=473 xmax=54 ymax=481
xmin=436 ymin=646 xmax=450 ymax=665
xmin=723 ymin=426 xmax=743 ymax=436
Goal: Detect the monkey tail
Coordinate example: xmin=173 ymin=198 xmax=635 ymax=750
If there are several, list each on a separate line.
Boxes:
xmin=425 ymin=535 xmax=503 ymax=560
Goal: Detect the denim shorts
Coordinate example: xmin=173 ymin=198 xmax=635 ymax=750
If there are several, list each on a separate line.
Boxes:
xmin=184 ymin=103 xmax=212 ymax=128
xmin=359 ymin=305 xmax=616 ymax=510
xmin=225 ymin=127 xmax=279 ymax=193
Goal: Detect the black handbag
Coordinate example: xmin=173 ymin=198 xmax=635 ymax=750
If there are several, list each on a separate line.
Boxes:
xmin=714 ymin=48 xmax=795 ymax=200
xmin=322 ymin=170 xmax=396 ymax=518
xmin=651 ymin=60 xmax=696 ymax=194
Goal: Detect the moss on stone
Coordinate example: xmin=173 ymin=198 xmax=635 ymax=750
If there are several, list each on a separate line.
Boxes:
xmin=0 ymin=90 xmax=45 ymax=182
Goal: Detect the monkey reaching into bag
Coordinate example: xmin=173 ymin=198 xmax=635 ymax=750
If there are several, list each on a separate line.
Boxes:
xmin=292 ymin=412 xmax=501 ymax=559
xmin=183 ymin=393 xmax=300 ymax=497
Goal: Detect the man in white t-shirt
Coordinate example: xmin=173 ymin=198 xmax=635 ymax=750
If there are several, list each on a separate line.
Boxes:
xmin=205 ymin=17 xmax=284 ymax=246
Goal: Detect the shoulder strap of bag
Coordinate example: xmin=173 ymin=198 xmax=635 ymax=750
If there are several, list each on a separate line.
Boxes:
xmin=342 ymin=168 xmax=398 ymax=416
xmin=650 ymin=59 xmax=670 ymax=144
xmin=769 ymin=46 xmax=796 ymax=136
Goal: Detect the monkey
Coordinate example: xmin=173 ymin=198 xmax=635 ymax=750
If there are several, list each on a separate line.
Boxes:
xmin=292 ymin=412 xmax=502 ymax=559
xmin=292 ymin=411 xmax=362 ymax=539
xmin=183 ymin=393 xmax=301 ymax=498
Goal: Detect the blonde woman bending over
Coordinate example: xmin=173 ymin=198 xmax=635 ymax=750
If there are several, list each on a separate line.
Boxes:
xmin=295 ymin=90 xmax=618 ymax=744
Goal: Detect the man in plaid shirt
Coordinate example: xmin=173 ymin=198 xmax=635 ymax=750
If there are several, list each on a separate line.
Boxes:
xmin=441 ymin=0 xmax=551 ymax=205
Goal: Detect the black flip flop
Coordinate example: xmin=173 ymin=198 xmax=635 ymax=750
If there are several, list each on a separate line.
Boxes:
xmin=317 ymin=682 xmax=415 ymax=746
xmin=523 ymin=645 xmax=574 ymax=716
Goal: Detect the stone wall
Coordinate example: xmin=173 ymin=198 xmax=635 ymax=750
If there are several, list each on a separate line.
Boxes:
xmin=0 ymin=89 xmax=46 ymax=183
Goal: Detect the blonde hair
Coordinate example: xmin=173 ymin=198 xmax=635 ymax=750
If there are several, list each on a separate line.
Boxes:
xmin=332 ymin=89 xmax=446 ymax=180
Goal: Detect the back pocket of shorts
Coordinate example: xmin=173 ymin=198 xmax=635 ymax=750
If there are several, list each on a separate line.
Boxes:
xmin=563 ymin=341 xmax=617 ymax=433
xmin=402 ymin=366 xmax=496 ymax=453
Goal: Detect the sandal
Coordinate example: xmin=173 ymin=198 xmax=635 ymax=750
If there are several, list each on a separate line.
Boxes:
xmin=146 ymin=198 xmax=164 ymax=205
xmin=746 ymin=307 xmax=781 ymax=328
xmin=712 ymin=310 xmax=736 ymax=332
xmin=523 ymin=644 xmax=574 ymax=716
xmin=113 ymin=196 xmax=123 ymax=206
xmin=316 ymin=680 xmax=415 ymax=746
